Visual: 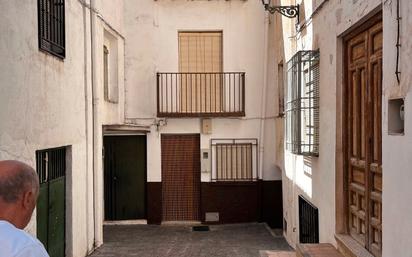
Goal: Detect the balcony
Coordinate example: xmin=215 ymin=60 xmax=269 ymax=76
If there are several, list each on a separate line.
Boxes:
xmin=157 ymin=72 xmax=245 ymax=117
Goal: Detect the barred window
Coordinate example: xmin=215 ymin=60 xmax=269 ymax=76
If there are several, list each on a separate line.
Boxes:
xmin=38 ymin=0 xmax=65 ymax=59
xmin=285 ymin=50 xmax=320 ymax=156
xmin=36 ymin=147 xmax=66 ymax=184
xmin=211 ymin=139 xmax=258 ymax=181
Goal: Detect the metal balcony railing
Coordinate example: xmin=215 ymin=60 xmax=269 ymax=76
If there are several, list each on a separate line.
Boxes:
xmin=157 ymin=72 xmax=245 ymax=117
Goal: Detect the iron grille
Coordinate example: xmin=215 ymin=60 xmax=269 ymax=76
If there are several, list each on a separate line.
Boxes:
xmin=157 ymin=72 xmax=245 ymax=117
xmin=36 ymin=147 xmax=66 ymax=184
xmin=299 ymin=195 xmax=319 ymax=244
xmin=211 ymin=139 xmax=258 ymax=181
xmin=38 ymin=0 xmax=66 ymax=59
xmin=285 ymin=50 xmax=320 ymax=156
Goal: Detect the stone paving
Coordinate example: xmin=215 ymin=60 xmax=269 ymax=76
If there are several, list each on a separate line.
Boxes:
xmin=89 ymin=223 xmax=293 ymax=257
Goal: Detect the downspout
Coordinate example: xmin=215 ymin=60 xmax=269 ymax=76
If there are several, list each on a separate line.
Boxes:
xmin=259 ymin=12 xmax=270 ymax=181
xmin=82 ymin=2 xmax=91 ymax=252
xmin=90 ymin=0 xmax=99 ymax=249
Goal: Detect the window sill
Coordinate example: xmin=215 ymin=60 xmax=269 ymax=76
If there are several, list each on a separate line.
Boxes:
xmin=335 ymin=234 xmax=374 ymax=257
xmin=209 ymin=181 xmax=258 ymax=186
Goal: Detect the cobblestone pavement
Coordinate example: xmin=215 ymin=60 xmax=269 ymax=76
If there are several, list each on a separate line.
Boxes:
xmin=89 ymin=223 xmax=292 ymax=257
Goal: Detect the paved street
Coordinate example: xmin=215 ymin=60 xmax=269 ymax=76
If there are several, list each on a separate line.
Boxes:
xmin=89 ymin=223 xmax=292 ymax=257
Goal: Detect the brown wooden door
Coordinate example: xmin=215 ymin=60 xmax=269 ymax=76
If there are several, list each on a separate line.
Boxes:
xmin=161 ymin=134 xmax=201 ymax=221
xmin=346 ymin=18 xmax=382 ymax=257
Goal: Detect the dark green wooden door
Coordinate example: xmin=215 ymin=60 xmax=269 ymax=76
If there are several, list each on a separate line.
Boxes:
xmin=104 ymin=136 xmax=147 ymax=220
xmin=36 ymin=148 xmax=66 ymax=257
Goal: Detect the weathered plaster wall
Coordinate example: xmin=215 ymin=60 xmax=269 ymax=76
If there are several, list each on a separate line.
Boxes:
xmin=382 ymin=1 xmax=412 ymax=256
xmin=279 ymin=0 xmax=383 ymax=249
xmin=124 ymin=0 xmax=281 ymax=182
xmin=0 ymin=0 xmax=125 ymax=256
xmin=0 ymin=0 xmax=91 ymax=256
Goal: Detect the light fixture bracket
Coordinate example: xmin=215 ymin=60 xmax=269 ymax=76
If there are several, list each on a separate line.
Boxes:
xmin=263 ymin=4 xmax=300 ymax=20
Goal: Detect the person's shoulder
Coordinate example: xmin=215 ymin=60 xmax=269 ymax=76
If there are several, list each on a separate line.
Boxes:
xmin=15 ymin=243 xmax=49 ymax=257
xmin=0 ymin=221 xmax=49 ymax=257
xmin=12 ymin=231 xmax=49 ymax=257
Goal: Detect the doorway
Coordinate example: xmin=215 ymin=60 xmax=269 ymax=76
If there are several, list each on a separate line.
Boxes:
xmin=104 ymin=135 xmax=147 ymax=220
xmin=36 ymin=147 xmax=66 ymax=257
xmin=161 ymin=134 xmax=201 ymax=221
xmin=344 ymin=15 xmax=382 ymax=256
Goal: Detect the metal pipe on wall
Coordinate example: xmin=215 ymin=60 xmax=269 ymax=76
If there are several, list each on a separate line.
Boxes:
xmin=258 ymin=11 xmax=270 ymax=180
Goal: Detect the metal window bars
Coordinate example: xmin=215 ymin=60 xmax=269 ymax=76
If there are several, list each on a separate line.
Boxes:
xmin=285 ymin=50 xmax=320 ymax=156
xmin=38 ymin=0 xmax=66 ymax=58
xmin=211 ymin=139 xmax=258 ymax=182
xmin=36 ymin=147 xmax=66 ymax=184
xmin=157 ymin=72 xmax=245 ymax=117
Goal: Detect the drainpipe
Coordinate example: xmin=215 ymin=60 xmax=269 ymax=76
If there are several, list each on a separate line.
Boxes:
xmin=90 ymin=0 xmax=100 ymax=249
xmin=82 ymin=2 xmax=91 ymax=253
xmin=259 ymin=12 xmax=270 ymax=181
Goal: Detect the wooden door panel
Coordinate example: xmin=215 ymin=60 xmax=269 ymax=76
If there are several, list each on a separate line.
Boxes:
xmin=346 ymin=19 xmax=382 ymax=257
xmin=368 ymin=22 xmax=383 ymax=257
xmin=161 ymin=134 xmax=201 ymax=221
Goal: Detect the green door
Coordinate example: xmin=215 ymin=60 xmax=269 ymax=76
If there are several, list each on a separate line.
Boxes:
xmin=104 ymin=136 xmax=147 ymax=220
xmin=36 ymin=148 xmax=66 ymax=257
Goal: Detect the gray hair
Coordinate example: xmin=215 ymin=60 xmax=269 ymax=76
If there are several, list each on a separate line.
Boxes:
xmin=0 ymin=161 xmax=39 ymax=203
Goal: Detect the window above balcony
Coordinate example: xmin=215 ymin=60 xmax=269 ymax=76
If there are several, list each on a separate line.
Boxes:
xmin=157 ymin=31 xmax=245 ymax=118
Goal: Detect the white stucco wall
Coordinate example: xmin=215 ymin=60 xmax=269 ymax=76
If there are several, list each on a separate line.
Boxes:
xmin=124 ymin=0 xmax=281 ymax=182
xmin=279 ymin=0 xmax=382 ymax=248
xmin=382 ymin=1 xmax=412 ymax=256
xmin=0 ymin=0 xmax=125 ymax=256
xmin=279 ymin=0 xmax=412 ymax=256
xmin=0 ymin=0 xmax=91 ymax=256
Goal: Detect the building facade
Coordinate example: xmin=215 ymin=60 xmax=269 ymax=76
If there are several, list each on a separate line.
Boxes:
xmin=275 ymin=0 xmax=412 ymax=256
xmin=1 ymin=0 xmax=412 ymax=257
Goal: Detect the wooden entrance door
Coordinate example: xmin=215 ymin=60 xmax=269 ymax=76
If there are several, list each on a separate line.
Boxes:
xmin=161 ymin=134 xmax=201 ymax=221
xmin=345 ymin=17 xmax=382 ymax=257
xmin=104 ymin=136 xmax=147 ymax=220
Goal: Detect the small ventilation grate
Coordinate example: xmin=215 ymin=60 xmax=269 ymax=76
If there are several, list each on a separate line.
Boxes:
xmin=192 ymin=226 xmax=210 ymax=232
xmin=299 ymin=195 xmax=319 ymax=243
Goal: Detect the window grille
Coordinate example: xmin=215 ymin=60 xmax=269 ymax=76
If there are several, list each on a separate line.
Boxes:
xmin=38 ymin=0 xmax=66 ymax=59
xmin=36 ymin=147 xmax=66 ymax=184
xmin=299 ymin=195 xmax=319 ymax=243
xmin=285 ymin=50 xmax=320 ymax=156
xmin=211 ymin=139 xmax=258 ymax=181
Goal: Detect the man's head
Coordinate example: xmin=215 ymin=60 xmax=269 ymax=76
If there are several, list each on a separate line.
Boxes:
xmin=0 ymin=160 xmax=39 ymax=229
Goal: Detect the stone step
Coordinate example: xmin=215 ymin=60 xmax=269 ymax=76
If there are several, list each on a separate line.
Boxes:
xmin=260 ymin=250 xmax=296 ymax=257
xmin=296 ymin=244 xmax=344 ymax=257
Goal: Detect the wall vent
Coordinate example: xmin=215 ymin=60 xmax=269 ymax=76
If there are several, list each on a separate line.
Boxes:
xmin=298 ymin=195 xmax=319 ymax=243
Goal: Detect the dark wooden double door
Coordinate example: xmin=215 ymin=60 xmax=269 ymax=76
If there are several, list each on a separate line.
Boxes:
xmin=104 ymin=136 xmax=147 ymax=220
xmin=161 ymin=134 xmax=201 ymax=221
xmin=345 ymin=17 xmax=382 ymax=256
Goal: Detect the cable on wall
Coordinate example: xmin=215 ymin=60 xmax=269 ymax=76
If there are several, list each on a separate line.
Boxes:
xmin=395 ymin=0 xmax=401 ymax=84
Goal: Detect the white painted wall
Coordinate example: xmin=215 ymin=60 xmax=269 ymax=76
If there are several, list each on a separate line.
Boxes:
xmin=382 ymin=1 xmax=412 ymax=256
xmin=0 ymin=0 xmax=125 ymax=256
xmin=0 ymin=0 xmax=91 ymax=256
xmin=278 ymin=0 xmax=412 ymax=256
xmin=124 ymin=0 xmax=281 ymax=182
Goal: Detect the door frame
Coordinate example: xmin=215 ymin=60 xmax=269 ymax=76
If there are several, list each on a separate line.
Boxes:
xmin=160 ymin=133 xmax=202 ymax=222
xmin=103 ymin=133 xmax=148 ymax=221
xmin=335 ymin=9 xmax=383 ymax=255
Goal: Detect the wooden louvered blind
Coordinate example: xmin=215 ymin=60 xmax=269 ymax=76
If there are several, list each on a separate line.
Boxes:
xmin=179 ymin=32 xmax=222 ymax=73
xmin=38 ymin=0 xmax=66 ymax=58
xmin=179 ymin=32 xmax=223 ymax=113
